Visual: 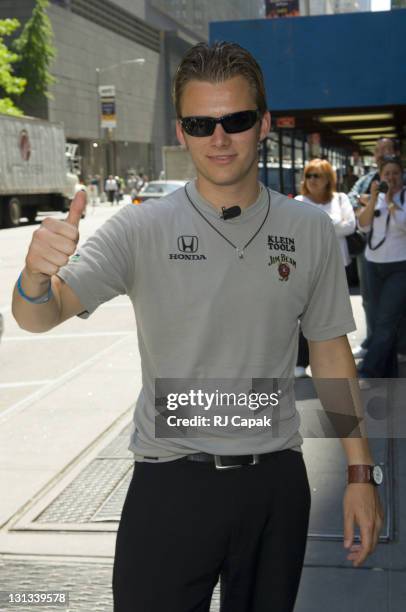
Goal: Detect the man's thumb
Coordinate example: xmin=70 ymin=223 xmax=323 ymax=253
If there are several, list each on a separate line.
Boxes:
xmin=66 ymin=190 xmax=87 ymax=227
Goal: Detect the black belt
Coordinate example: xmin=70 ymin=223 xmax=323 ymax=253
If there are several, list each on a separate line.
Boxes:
xmin=186 ymin=452 xmax=272 ymax=470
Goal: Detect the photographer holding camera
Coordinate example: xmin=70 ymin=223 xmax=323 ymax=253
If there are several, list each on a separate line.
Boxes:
xmin=357 ymin=156 xmax=406 ymax=377
xmin=349 ymin=138 xmax=400 ymax=359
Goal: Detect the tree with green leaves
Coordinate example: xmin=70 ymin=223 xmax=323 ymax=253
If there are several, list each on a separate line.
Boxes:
xmin=13 ymin=0 xmax=56 ymax=104
xmin=0 ymin=19 xmax=26 ymax=116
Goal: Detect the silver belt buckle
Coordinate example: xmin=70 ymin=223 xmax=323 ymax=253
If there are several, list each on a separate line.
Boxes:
xmin=250 ymin=454 xmax=260 ymax=466
xmin=214 ymin=454 xmax=259 ymax=470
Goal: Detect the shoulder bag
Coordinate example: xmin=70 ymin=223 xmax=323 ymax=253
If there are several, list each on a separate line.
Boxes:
xmin=338 ymin=193 xmax=367 ymax=257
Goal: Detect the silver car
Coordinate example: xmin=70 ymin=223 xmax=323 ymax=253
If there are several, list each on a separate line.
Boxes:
xmin=132 ymin=180 xmax=187 ymax=204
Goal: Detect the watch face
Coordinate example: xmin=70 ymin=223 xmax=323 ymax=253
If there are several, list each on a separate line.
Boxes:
xmin=373 ymin=465 xmax=383 ymax=485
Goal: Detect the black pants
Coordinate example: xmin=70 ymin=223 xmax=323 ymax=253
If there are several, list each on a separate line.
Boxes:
xmin=356 ymin=252 xmax=372 ymax=347
xmin=297 ymin=329 xmax=309 ymax=368
xmin=113 ymin=449 xmax=311 ymax=612
xmin=107 ymin=190 xmax=117 ymax=204
xmin=360 ymin=260 xmax=406 ymax=377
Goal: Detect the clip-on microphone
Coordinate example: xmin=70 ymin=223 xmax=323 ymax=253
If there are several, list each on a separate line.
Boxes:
xmin=220 ymin=205 xmax=241 ymax=220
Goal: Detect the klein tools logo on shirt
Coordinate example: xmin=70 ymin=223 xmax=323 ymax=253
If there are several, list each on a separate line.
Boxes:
xmin=267 ymin=235 xmax=296 ymax=252
xmin=169 ymin=236 xmax=207 ymax=261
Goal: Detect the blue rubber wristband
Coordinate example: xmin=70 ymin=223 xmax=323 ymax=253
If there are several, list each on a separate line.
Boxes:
xmin=17 ymin=272 xmax=53 ymax=304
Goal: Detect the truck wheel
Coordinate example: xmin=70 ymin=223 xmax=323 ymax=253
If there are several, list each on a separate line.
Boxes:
xmin=4 ymin=197 xmax=22 ymax=228
xmin=26 ymin=208 xmax=38 ymax=223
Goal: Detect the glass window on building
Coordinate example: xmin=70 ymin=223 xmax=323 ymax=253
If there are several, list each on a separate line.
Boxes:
xmin=51 ymin=0 xmax=71 ymax=7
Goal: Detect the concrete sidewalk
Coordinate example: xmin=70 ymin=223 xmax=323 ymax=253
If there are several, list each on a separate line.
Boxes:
xmin=0 ymin=294 xmax=405 ymax=612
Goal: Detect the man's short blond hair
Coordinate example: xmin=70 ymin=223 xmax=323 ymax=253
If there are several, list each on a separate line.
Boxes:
xmin=172 ymin=41 xmax=268 ymax=118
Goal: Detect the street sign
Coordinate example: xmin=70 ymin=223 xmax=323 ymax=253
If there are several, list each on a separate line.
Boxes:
xmin=265 ymin=0 xmax=300 ymax=18
xmin=99 ymin=85 xmax=117 ymax=129
xmin=276 ymin=116 xmax=296 ymax=128
xmin=99 ymin=85 xmax=116 ymax=98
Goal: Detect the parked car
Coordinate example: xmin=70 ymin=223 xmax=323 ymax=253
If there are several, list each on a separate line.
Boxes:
xmin=132 ymin=180 xmax=187 ymax=204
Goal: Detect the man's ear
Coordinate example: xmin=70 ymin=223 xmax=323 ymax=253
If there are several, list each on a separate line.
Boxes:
xmin=259 ymin=111 xmax=271 ymax=142
xmin=176 ymin=120 xmax=187 ymax=148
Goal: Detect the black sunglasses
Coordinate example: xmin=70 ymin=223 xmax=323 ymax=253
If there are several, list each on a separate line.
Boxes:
xmin=305 ymin=173 xmax=321 ymax=179
xmin=180 ymin=110 xmax=260 ymax=137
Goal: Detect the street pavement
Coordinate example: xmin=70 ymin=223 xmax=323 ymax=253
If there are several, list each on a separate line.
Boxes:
xmin=0 ymin=200 xmax=405 ymax=611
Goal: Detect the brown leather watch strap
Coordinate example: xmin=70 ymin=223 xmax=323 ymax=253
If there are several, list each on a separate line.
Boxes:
xmin=348 ymin=464 xmax=373 ymax=484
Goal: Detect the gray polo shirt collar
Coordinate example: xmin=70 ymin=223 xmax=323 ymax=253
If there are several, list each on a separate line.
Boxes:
xmin=185 ymin=180 xmax=268 ymax=224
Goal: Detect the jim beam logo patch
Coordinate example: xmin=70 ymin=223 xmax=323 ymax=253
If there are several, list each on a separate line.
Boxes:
xmin=268 ymin=253 xmax=296 ymax=281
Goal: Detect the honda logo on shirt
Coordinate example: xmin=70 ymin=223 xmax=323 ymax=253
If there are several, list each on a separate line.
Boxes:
xmin=178 ymin=235 xmax=199 ymax=253
xmin=169 ymin=235 xmax=206 ymax=261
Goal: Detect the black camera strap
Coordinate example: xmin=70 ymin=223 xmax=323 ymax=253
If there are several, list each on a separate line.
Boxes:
xmin=368 ymin=188 xmax=405 ymax=251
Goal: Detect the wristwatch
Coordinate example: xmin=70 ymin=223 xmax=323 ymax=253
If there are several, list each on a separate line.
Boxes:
xmin=348 ymin=464 xmax=383 ymax=486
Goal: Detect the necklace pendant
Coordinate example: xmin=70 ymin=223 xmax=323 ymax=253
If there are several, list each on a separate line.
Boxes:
xmin=237 ymin=248 xmax=244 ymax=259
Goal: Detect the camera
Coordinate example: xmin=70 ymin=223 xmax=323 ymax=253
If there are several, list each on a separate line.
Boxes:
xmin=378 ymin=181 xmax=389 ymax=193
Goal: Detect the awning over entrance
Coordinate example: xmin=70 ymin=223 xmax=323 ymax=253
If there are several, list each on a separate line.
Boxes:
xmin=210 ymin=10 xmax=406 ymax=155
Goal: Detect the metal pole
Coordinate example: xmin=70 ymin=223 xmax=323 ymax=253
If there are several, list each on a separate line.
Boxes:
xmin=278 ymin=129 xmax=284 ymax=194
xmin=95 ymin=58 xmax=145 ymax=184
xmin=96 ymin=68 xmax=109 ymax=180
xmin=261 ymin=138 xmax=268 ymax=188
xmin=291 ymin=129 xmax=296 ymax=195
xmin=96 ymin=68 xmax=102 ymax=142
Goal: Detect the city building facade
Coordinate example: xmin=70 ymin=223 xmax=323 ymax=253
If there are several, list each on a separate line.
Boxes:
xmin=299 ymin=0 xmax=371 ymax=14
xmin=149 ymin=0 xmax=264 ymax=39
xmin=0 ymin=0 xmax=162 ymax=180
xmin=2 ymin=0 xmax=390 ymax=182
xmin=0 ymin=0 xmax=263 ymax=181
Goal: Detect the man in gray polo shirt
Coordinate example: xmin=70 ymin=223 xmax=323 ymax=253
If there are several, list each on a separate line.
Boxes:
xmin=13 ymin=42 xmax=383 ymax=612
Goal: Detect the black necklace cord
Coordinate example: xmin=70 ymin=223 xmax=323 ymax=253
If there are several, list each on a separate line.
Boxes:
xmin=184 ymin=184 xmax=271 ymax=257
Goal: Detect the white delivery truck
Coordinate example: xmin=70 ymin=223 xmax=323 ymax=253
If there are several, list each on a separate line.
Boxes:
xmin=0 ymin=114 xmax=81 ymax=228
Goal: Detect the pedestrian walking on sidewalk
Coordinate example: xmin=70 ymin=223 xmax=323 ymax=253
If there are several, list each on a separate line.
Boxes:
xmin=12 ymin=42 xmax=383 ymax=612
xmin=105 ymin=174 xmax=118 ymax=205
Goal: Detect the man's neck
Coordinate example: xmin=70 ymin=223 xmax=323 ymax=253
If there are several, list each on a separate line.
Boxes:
xmin=195 ymin=177 xmax=261 ymax=211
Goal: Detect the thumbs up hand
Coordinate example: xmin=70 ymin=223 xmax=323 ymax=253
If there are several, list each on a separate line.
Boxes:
xmin=25 ymin=191 xmax=87 ymax=283
xmin=66 ymin=189 xmax=87 ymax=227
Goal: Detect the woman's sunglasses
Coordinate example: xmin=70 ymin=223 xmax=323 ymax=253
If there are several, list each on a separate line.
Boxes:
xmin=305 ymin=173 xmax=322 ymax=179
xmin=180 ymin=110 xmax=260 ymax=137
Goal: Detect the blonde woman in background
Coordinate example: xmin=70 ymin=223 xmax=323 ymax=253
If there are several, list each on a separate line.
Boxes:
xmin=294 ymin=159 xmax=356 ymax=377
xmin=296 ymin=158 xmax=356 ymax=268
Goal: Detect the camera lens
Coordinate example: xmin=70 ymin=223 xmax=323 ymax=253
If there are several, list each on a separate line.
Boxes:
xmin=378 ymin=181 xmax=389 ymax=193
